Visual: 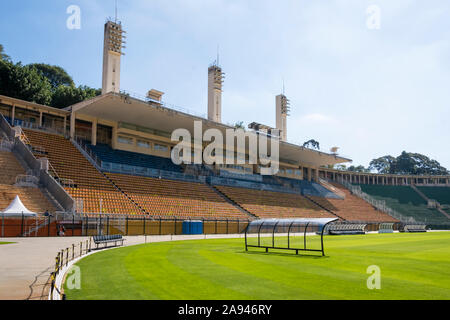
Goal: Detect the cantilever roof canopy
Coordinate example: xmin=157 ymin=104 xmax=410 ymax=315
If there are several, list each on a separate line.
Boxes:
xmin=245 ymin=218 xmax=338 ymax=256
xmin=69 ymin=93 xmax=351 ymax=167
xmin=1 ymin=196 xmax=37 ymax=217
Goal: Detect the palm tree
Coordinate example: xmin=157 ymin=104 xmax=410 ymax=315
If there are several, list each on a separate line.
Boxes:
xmin=0 ymin=44 xmax=10 ymax=61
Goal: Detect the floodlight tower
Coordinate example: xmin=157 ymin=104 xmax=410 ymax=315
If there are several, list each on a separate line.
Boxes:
xmin=102 ymin=20 xmax=126 ymax=94
xmin=276 ymin=93 xmax=290 ymax=142
xmin=208 ymin=62 xmax=225 ymax=123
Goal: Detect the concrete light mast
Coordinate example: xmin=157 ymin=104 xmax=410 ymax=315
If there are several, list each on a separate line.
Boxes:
xmin=276 ymin=93 xmax=290 ymax=142
xmin=207 ymin=57 xmax=225 ymax=123
xmin=102 ymin=17 xmax=126 ymax=94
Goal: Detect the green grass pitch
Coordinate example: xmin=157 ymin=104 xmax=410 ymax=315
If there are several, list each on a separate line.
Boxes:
xmin=64 ymin=232 xmax=450 ymax=300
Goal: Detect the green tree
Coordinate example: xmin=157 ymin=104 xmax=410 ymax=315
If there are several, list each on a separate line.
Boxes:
xmin=234 ymin=121 xmax=246 ymax=131
xmin=0 ymin=60 xmax=52 ymax=105
xmin=369 ymin=155 xmax=396 ymax=174
xmin=347 ymin=165 xmax=370 ymax=173
xmin=51 ymin=85 xmax=101 ymax=109
xmin=303 ymin=139 xmax=320 ymax=150
xmin=28 ymin=63 xmax=74 ymax=89
xmin=391 ymin=151 xmax=448 ymax=175
xmin=0 ymin=44 xmax=10 ymax=61
xmin=369 ymin=152 xmax=448 ymax=175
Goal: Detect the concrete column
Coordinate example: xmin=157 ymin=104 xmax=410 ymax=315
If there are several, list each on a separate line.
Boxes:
xmin=11 ymin=104 xmax=15 ymax=125
xmin=315 ymin=168 xmax=319 ymax=182
xmin=307 ymin=167 xmax=312 ymax=182
xmin=39 ymin=112 xmax=43 ymax=127
xmin=70 ymin=113 xmax=76 ymax=139
xmin=111 ymin=124 xmax=118 ymax=149
xmin=91 ymin=119 xmax=98 ymax=146
xmin=63 ymin=116 xmax=67 ymax=136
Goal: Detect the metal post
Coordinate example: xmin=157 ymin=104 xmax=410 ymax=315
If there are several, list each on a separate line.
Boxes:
xmin=287 ymin=221 xmax=295 ymax=249
xmin=321 ymin=222 xmax=328 ymax=256
xmin=272 ymin=221 xmax=280 ymax=248
xmin=72 ymin=215 xmax=75 ymax=236
xmin=20 ymin=213 xmax=24 ymax=237
xmin=244 ymin=226 xmax=248 ymax=251
xmin=126 ymin=216 xmax=129 ymax=235
xmin=107 ymin=216 xmax=110 ymax=235
xmin=159 ymin=217 xmax=162 ymax=235
xmin=174 ymin=218 xmax=177 ymax=235
xmin=47 ymin=215 xmax=50 ymax=237
xmin=72 ymin=244 xmax=75 ymax=260
xmin=257 ymin=221 xmax=265 ymax=247
xmin=144 ymin=217 xmax=145 ymax=236
xmin=226 ymin=219 xmax=229 ymax=234
xmin=304 ymin=222 xmax=310 ymax=250
xmin=215 ymin=219 xmax=218 ymax=234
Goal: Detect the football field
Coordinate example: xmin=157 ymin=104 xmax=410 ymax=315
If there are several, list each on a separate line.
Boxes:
xmin=64 ymin=232 xmax=450 ymax=300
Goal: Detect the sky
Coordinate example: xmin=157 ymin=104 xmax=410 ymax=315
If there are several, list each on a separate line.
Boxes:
xmin=1 ymin=0 xmax=449 ymax=169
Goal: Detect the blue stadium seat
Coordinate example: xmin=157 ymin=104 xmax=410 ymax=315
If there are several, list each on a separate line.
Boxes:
xmin=88 ymin=143 xmax=182 ymax=173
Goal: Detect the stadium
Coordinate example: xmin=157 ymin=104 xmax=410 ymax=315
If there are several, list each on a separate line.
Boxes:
xmin=0 ymin=2 xmax=449 ymax=304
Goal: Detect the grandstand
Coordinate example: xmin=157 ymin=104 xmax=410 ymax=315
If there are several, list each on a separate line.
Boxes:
xmin=106 ymin=173 xmax=249 ymax=219
xmin=215 ymin=185 xmax=336 ymax=219
xmin=308 ymin=183 xmax=398 ymax=223
xmin=417 ymin=186 xmax=450 ymax=206
xmin=88 ymin=143 xmax=183 ymax=173
xmin=21 ymin=129 xmax=140 ymax=215
xmin=0 ymin=105 xmax=447 ymax=227
xmin=0 ymin=151 xmax=55 ymax=213
xmin=358 ymin=185 xmax=449 ymax=226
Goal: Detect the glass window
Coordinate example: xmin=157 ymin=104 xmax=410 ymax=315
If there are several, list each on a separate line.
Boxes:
xmin=118 ymin=136 xmax=133 ymax=145
xmin=154 ymin=144 xmax=168 ymax=151
xmin=137 ymin=140 xmax=150 ymax=148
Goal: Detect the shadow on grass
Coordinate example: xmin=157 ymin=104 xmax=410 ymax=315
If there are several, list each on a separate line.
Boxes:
xmin=237 ymin=250 xmax=329 ymax=259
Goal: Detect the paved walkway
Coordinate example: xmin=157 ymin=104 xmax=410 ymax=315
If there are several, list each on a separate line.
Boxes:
xmin=0 ymin=234 xmax=246 ymax=300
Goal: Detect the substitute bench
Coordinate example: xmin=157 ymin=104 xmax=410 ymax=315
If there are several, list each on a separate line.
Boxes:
xmin=92 ymin=235 xmax=125 ymax=249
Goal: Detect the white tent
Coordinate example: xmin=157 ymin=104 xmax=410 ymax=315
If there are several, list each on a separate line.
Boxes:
xmin=1 ymin=196 xmax=37 ymax=216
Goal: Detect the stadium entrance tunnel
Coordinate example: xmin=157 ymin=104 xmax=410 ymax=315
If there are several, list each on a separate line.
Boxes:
xmin=245 ymin=218 xmax=338 ymax=256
